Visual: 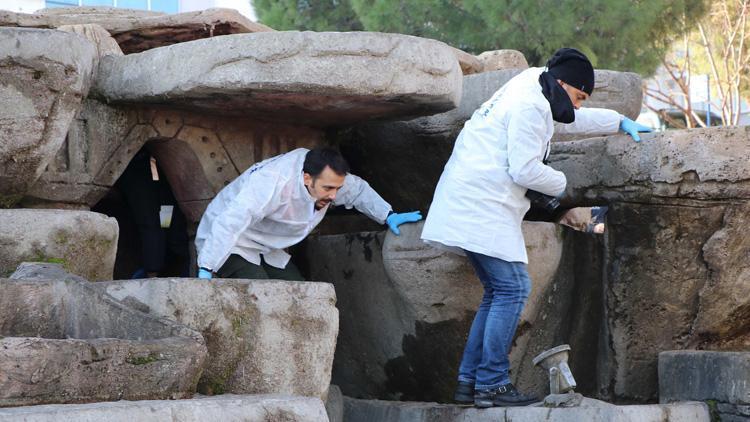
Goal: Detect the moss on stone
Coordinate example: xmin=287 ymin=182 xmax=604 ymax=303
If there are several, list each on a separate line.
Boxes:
xmin=0 ymin=194 xmax=23 ymax=209
xmin=705 ymin=400 xmax=720 ymax=422
xmin=126 ymin=353 xmax=161 ymax=365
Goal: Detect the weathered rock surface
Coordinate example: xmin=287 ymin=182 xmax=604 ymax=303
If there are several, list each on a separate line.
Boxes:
xmin=24 ymin=103 xmax=322 ymax=220
xmin=451 ymin=47 xmax=483 ymax=75
xmin=97 ymin=278 xmax=338 ymax=400
xmin=343 ymin=396 xmax=710 ymax=422
xmin=550 ymin=127 xmax=750 ymax=204
xmin=0 ymin=270 xmax=207 ymax=407
xmin=476 ymin=49 xmax=528 ymax=71
xmin=660 ymin=351 xmax=750 ymax=422
xmin=0 ymin=209 xmax=118 ymax=280
xmin=303 ymin=222 xmax=606 ymax=402
xmin=601 ymin=203 xmax=722 ymax=401
xmin=1 ymin=7 xmax=272 ymax=54
xmin=547 ymin=127 xmax=750 ymax=402
xmin=0 ymin=28 xmax=96 ymax=205
xmin=659 ymin=351 xmax=750 ymax=404
xmin=326 ymin=385 xmax=344 ymax=422
xmin=93 ymin=31 xmax=463 ymax=126
xmin=0 ymin=394 xmax=328 ymax=421
xmin=341 ymin=68 xmax=639 ymax=211
xmin=57 ymin=23 xmax=123 ymax=58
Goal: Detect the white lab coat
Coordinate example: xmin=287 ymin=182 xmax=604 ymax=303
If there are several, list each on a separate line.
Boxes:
xmin=421 ymin=67 xmax=621 ymax=263
xmin=196 ymin=148 xmax=392 ymax=271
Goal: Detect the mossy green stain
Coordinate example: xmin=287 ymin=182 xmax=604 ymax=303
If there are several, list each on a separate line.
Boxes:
xmin=704 ymin=400 xmax=720 ymax=422
xmin=126 ymin=353 xmax=161 ymax=365
xmin=0 ymin=194 xmax=22 ymax=209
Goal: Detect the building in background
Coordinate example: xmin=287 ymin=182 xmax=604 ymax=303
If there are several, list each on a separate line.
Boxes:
xmin=1 ymin=0 xmax=256 ymax=20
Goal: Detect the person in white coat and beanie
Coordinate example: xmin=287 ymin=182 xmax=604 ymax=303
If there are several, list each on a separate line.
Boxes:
xmin=196 ymin=147 xmax=422 ymax=280
xmin=421 ymin=47 xmax=651 ymax=408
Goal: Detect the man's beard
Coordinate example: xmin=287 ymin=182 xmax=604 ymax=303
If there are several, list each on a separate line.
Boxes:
xmin=315 ymin=199 xmax=331 ymax=210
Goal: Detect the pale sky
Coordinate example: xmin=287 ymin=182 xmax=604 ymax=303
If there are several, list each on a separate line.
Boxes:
xmin=2 ymin=0 xmax=258 ymax=22
xmin=181 ymin=0 xmax=257 ymax=21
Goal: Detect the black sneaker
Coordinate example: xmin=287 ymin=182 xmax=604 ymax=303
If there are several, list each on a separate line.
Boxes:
xmin=454 ymin=381 xmax=474 ymax=404
xmin=474 ymin=383 xmax=539 ymax=408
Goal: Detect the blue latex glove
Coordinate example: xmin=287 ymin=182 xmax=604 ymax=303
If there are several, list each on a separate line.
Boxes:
xmin=619 ymin=117 xmax=652 ymax=142
xmin=386 ymin=211 xmax=423 ymax=235
xmin=198 ymin=268 xmax=213 ymax=280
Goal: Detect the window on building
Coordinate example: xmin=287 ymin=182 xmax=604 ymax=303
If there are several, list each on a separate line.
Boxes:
xmin=150 ymin=0 xmax=178 ymax=14
xmin=118 ymin=0 xmax=148 ymax=9
xmin=46 ymin=0 xmax=79 ymax=7
xmin=45 ymin=0 xmax=178 ymax=12
xmin=82 ymin=0 xmax=114 ymax=5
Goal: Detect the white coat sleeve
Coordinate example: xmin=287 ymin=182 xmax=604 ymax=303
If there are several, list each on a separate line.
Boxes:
xmin=333 ymin=173 xmax=392 ymax=224
xmin=197 ymin=171 xmax=282 ymax=270
xmin=554 ymin=108 xmax=621 ymax=135
xmin=506 ymin=105 xmax=567 ymax=197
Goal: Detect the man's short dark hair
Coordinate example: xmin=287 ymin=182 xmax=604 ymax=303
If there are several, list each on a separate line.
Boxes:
xmin=303 ymin=147 xmax=350 ymax=178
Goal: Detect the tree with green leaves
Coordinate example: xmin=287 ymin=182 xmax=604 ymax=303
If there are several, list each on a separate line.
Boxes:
xmin=254 ymin=0 xmax=707 ymax=75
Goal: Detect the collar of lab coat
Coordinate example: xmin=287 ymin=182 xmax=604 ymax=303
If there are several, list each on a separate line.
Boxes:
xmin=298 ymin=171 xmax=317 ymax=203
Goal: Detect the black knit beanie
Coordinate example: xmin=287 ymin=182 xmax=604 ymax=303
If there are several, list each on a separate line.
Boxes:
xmin=546 ymin=47 xmax=595 ymax=95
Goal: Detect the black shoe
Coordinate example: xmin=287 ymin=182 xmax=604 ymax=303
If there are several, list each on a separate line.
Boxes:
xmin=474 ymin=383 xmax=539 ymax=408
xmin=454 ymin=381 xmax=474 ymax=403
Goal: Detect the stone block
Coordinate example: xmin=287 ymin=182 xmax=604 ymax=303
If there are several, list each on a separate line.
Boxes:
xmin=476 ymin=49 xmax=528 ymax=71
xmin=659 ymin=351 xmax=750 ymax=405
xmin=549 ymin=127 xmax=750 ymax=204
xmin=451 ymin=46 xmax=483 ymax=75
xmin=1 ymin=7 xmax=272 ymax=54
xmin=0 ymin=269 xmax=207 ymax=407
xmin=0 ymin=209 xmax=118 ymax=280
xmin=0 ymin=28 xmax=96 ymax=204
xmin=0 ymin=394 xmax=327 ymax=422
xmin=93 ymin=31 xmax=463 ymax=126
xmin=97 ymin=278 xmax=338 ymax=400
xmin=342 ymin=396 xmax=709 ymax=422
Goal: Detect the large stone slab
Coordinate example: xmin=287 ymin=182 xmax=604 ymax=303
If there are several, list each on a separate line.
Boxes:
xmin=303 ymin=222 xmax=606 ymax=402
xmin=1 ymin=7 xmax=273 ymax=54
xmin=660 ymin=351 xmax=750 ymax=404
xmin=0 ymin=268 xmax=207 ymax=407
xmin=0 ymin=209 xmax=118 ymax=280
xmin=0 ymin=394 xmax=328 ymax=422
xmin=476 ymin=49 xmax=529 ymax=71
xmin=0 ymin=28 xmax=96 ymax=206
xmin=660 ymin=351 xmax=750 ymax=421
xmin=93 ymin=31 xmax=463 ymax=126
xmin=97 ymin=278 xmax=338 ymax=400
xmin=549 ymin=127 xmax=750 ymax=204
xmin=342 ymin=396 xmax=710 ymax=422
xmin=340 ymin=69 xmax=640 ymax=211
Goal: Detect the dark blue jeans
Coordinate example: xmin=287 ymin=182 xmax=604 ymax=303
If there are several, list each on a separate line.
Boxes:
xmin=457 ymin=250 xmax=531 ymax=390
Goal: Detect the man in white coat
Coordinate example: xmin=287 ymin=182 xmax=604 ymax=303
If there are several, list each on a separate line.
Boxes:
xmin=421 ymin=48 xmax=650 ymax=407
xmin=196 ymin=147 xmax=422 ymax=280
